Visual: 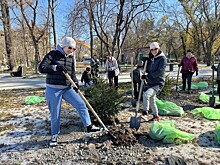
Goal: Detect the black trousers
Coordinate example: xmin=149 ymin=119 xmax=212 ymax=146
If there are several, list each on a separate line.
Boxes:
xmin=182 ymin=72 xmax=194 ymax=91
xmin=108 ymin=71 xmax=118 ymax=88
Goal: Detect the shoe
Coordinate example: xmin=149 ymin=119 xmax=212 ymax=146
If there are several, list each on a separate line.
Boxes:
xmin=155 ymin=116 xmax=160 ymax=122
xmin=49 ymin=134 xmax=58 ymax=147
xmin=215 ymin=104 xmax=220 ymax=108
xmin=188 ymin=90 xmax=192 ymax=94
xmin=142 ymin=111 xmax=148 ymax=116
xmin=148 ymin=115 xmax=160 ymax=122
xmin=86 ymin=125 xmax=103 ymax=135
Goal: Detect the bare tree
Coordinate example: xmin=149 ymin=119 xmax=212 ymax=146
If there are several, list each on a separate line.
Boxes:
xmin=86 ymin=0 xmax=160 ymax=60
xmin=14 ymin=0 xmax=50 ymax=73
xmin=179 ymin=0 xmax=220 ymax=65
xmin=51 ymin=0 xmax=57 ymax=47
xmin=0 ymin=0 xmax=15 ymax=71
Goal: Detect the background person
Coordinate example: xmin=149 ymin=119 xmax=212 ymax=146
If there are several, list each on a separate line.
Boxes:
xmin=105 ymin=54 xmax=120 ymax=88
xmin=38 ymin=37 xmax=101 ymax=147
xmin=179 ymin=49 xmax=198 ymax=94
xmin=211 ymin=52 xmax=220 ymax=108
xmin=90 ymin=54 xmax=100 ymax=78
xmin=81 ymin=66 xmax=93 ymax=94
xmin=141 ymin=42 xmax=167 ymax=122
xmin=131 ymin=60 xmax=144 ymax=101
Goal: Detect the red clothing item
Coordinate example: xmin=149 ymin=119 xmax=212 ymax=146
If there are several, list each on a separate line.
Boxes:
xmin=180 ymin=56 xmax=198 ymax=73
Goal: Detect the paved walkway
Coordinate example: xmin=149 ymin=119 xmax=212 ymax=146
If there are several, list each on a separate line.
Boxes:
xmin=0 ymin=64 xmax=213 ymax=90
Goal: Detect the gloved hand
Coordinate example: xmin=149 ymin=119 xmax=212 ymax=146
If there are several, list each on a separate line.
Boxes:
xmin=75 ymin=82 xmax=79 ymax=88
xmin=73 ymin=86 xmax=78 ymax=93
xmin=56 ymin=66 xmax=67 ymax=73
xmin=211 ymin=65 xmax=216 ymax=70
xmin=141 ymin=75 xmax=148 ymax=80
xmin=196 ymin=71 xmax=198 ymax=76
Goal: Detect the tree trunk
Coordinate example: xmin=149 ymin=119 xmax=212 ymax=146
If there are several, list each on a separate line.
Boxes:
xmin=51 ymin=0 xmax=57 ymax=48
xmin=0 ymin=0 xmax=15 ymax=71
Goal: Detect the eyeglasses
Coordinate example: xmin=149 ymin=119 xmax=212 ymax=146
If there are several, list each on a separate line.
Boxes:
xmin=68 ymin=47 xmax=76 ymax=51
xmin=151 ymin=48 xmax=158 ymax=51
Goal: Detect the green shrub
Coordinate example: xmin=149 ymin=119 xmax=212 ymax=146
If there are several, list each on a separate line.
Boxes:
xmin=159 ymin=74 xmax=175 ymax=97
xmin=85 ymin=78 xmax=125 ymax=124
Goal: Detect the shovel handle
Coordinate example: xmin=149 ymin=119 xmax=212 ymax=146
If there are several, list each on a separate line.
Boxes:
xmin=63 ymin=71 xmax=108 ymax=131
xmin=135 ymin=59 xmax=148 ymax=116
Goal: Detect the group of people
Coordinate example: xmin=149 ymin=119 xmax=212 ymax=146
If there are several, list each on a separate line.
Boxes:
xmin=80 ymin=52 xmax=120 ymax=94
xmin=39 ymin=36 xmax=201 ymax=147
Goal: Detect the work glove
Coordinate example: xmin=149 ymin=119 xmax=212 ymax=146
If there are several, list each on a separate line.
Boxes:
xmin=73 ymin=87 xmax=78 ymax=93
xmin=141 ymin=75 xmax=148 ymax=80
xmin=56 ymin=66 xmax=67 ymax=73
xmin=211 ymin=65 xmax=216 ymax=70
xmin=196 ymin=71 xmax=198 ymax=76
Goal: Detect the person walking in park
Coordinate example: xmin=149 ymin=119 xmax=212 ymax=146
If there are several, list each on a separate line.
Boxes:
xmin=141 ymin=42 xmax=167 ymax=122
xmin=38 ymin=37 xmax=101 ymax=147
xmin=178 ymin=49 xmax=199 ymax=94
xmin=105 ymin=54 xmax=120 ymax=88
xmin=211 ymin=52 xmax=220 ymax=108
xmin=90 ymin=54 xmax=100 ymax=78
xmin=131 ymin=60 xmax=144 ymax=101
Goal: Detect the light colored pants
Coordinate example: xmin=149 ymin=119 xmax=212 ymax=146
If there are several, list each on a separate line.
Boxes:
xmin=143 ymin=88 xmax=158 ymax=116
xmin=45 ymin=86 xmax=91 ymax=135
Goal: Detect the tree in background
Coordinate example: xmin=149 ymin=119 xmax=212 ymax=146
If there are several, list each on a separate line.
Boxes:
xmin=0 ymin=0 xmax=15 ymax=71
xmin=14 ymin=0 xmax=50 ymax=73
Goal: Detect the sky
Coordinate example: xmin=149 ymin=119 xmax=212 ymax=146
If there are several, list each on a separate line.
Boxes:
xmin=0 ymin=0 xmax=180 ymax=42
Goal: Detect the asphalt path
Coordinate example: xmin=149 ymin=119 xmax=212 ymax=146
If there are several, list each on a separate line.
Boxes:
xmin=0 ymin=64 xmax=213 ymax=90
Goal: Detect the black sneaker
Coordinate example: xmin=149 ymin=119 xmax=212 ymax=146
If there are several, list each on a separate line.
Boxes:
xmin=49 ymin=135 xmax=58 ymax=147
xmin=86 ymin=125 xmax=103 ymax=135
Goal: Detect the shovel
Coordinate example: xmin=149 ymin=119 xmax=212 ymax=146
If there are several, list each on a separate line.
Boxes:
xmin=62 ymin=71 xmax=108 ymax=132
xmin=176 ymin=65 xmax=181 ymax=91
xmin=209 ymin=55 xmax=215 ymax=107
xmin=130 ymin=60 xmax=148 ymax=129
xmin=130 ymin=56 xmax=136 ymax=107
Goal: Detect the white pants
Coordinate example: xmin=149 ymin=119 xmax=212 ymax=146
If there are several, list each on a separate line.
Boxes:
xmin=143 ymin=88 xmax=158 ymax=116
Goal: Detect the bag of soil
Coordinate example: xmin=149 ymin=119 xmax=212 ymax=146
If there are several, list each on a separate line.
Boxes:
xmin=156 ymin=99 xmax=184 ymax=116
xmin=25 ymin=96 xmax=45 ymax=104
xmin=149 ymin=120 xmax=194 ymax=144
xmin=214 ymin=123 xmax=220 ymax=144
xmin=192 ymin=107 xmax=220 ymax=120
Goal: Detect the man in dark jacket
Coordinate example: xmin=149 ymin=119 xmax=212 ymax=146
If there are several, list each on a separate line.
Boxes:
xmin=141 ymin=42 xmax=167 ymax=122
xmin=38 ymin=37 xmax=102 ymax=147
xmin=131 ymin=60 xmax=144 ymax=100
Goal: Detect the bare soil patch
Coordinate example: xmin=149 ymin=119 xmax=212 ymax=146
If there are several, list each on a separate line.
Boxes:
xmin=0 ymin=87 xmax=219 ymax=165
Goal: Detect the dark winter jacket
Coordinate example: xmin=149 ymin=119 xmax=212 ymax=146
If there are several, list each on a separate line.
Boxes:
xmin=144 ymin=51 xmax=167 ymax=93
xmin=180 ymin=56 xmax=198 ymax=74
xmin=132 ymin=66 xmax=143 ymax=83
xmin=38 ymin=45 xmax=78 ymax=86
xmin=81 ymin=71 xmax=92 ymax=83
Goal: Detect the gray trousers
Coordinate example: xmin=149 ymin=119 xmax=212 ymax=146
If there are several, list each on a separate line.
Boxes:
xmin=143 ymin=88 xmax=158 ymax=116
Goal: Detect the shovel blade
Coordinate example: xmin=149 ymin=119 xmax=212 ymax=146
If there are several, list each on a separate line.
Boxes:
xmin=130 ymin=116 xmax=141 ymax=129
xmin=209 ymin=96 xmax=215 ymax=107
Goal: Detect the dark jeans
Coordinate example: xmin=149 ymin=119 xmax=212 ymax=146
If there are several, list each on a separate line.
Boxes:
xmin=182 ymin=72 xmax=194 ymax=91
xmin=108 ymin=71 xmax=118 ymax=88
